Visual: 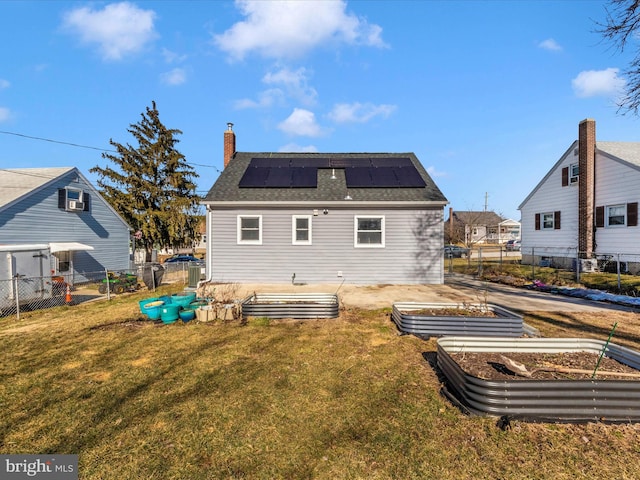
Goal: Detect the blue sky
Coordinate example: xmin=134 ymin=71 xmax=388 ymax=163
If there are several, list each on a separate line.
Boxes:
xmin=1 ymin=0 xmax=639 ymax=221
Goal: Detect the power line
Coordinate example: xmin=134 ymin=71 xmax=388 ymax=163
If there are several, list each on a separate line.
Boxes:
xmin=0 ymin=129 xmax=222 ymax=172
xmin=0 ymin=130 xmax=117 ymax=152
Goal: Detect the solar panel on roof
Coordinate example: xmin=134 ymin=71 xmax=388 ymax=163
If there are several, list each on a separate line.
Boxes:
xmin=330 ymin=158 xmax=373 ymax=168
xmin=370 ymin=167 xmax=400 ymax=187
xmin=290 ymin=158 xmax=331 ymax=168
xmin=344 ymin=167 xmax=373 ymax=187
xmin=264 ymin=167 xmax=293 ymax=187
xmin=394 ymin=166 xmax=427 ymax=187
xmin=291 ymin=167 xmax=317 ymax=187
xmin=370 ymin=157 xmax=413 ymax=167
xmin=239 ymin=166 xmax=270 ymax=187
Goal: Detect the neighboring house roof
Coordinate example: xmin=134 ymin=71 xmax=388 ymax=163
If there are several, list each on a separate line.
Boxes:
xmin=449 ymin=210 xmax=505 ymax=225
xmin=518 ymin=141 xmax=640 ymax=210
xmin=0 ymin=167 xmax=75 ymax=211
xmin=0 ymin=166 xmax=130 ymax=230
xmin=203 ymin=152 xmax=447 ymax=205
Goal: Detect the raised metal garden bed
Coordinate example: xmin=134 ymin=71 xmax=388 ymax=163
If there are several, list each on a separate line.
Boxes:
xmin=241 ymin=293 xmax=339 ymax=320
xmin=392 ymin=302 xmax=533 ymax=338
xmin=437 ymin=336 xmax=640 ymax=423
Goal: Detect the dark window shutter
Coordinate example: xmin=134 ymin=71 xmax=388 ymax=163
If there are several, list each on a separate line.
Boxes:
xmin=628 ymin=202 xmax=638 ymax=227
xmin=595 ymin=206 xmax=605 ymax=228
xmin=554 ymin=210 xmax=561 ymax=229
xmin=561 ymin=167 xmax=569 ymax=187
xmin=58 ymin=189 xmax=66 ymax=209
xmin=535 ymin=213 xmax=540 ymax=230
xmin=82 ymin=192 xmax=90 ymax=212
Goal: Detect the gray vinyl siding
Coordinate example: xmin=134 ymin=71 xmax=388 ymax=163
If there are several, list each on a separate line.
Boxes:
xmin=210 ymin=207 xmax=444 ymax=285
xmin=0 ymin=171 xmax=130 ymax=281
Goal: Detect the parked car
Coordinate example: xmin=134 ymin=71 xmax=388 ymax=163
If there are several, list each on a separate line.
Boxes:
xmin=505 ymin=239 xmax=521 ymax=252
xmin=444 ymin=245 xmax=470 ymax=258
xmin=163 ymin=255 xmax=204 ymax=266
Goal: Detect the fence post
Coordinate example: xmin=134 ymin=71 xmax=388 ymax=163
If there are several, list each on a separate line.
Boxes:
xmin=617 ymin=253 xmax=621 ymax=291
xmin=14 ymin=275 xmax=20 ymax=321
xmin=575 ymin=248 xmax=580 ymax=283
xmin=105 ymin=268 xmax=111 ymax=301
xmin=531 ymin=247 xmax=535 ymax=281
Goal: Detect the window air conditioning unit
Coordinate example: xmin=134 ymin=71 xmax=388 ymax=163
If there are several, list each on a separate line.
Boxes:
xmin=579 ymin=258 xmax=598 ymax=273
xmin=68 ymin=200 xmax=84 ymax=211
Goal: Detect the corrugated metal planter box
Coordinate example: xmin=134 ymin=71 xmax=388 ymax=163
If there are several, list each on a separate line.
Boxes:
xmin=241 ymin=293 xmax=339 ymax=320
xmin=437 ymin=336 xmax=640 ymax=423
xmin=392 ymin=303 xmax=527 ymax=338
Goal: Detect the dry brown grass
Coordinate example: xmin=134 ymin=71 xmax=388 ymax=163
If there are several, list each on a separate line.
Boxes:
xmin=1 ymin=284 xmax=640 ymax=479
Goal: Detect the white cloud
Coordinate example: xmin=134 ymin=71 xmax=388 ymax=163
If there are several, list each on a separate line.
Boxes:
xmin=263 ymin=67 xmax=317 ymax=105
xmin=426 ymin=165 xmax=446 ymax=178
xmin=162 ymin=48 xmax=187 ymax=64
xmin=327 ymin=102 xmax=396 ymax=123
xmin=572 ymin=68 xmax=625 ymax=98
xmin=0 ymin=79 xmax=10 ymax=89
xmin=160 ymin=68 xmax=187 ymax=86
xmin=62 ymin=2 xmax=157 ymax=61
xmin=236 ymin=67 xmax=317 ymax=110
xmin=278 ymin=143 xmax=319 ymax=153
xmin=278 ymin=108 xmax=327 ymax=137
xmin=0 ymin=107 xmax=11 ymax=122
xmin=234 ymin=88 xmax=285 ymax=109
xmin=538 ymin=38 xmax=562 ymax=51
xmin=214 ymin=0 xmax=387 ymax=61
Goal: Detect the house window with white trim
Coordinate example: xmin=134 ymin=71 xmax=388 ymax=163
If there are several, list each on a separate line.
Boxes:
xmin=292 ymin=215 xmax=312 ymax=245
xmin=237 ymin=215 xmax=262 ymax=244
xmin=569 ymin=163 xmax=579 ymax=184
xmin=606 ymin=204 xmax=626 ymax=227
xmin=542 ymin=212 xmax=555 ymax=229
xmin=355 ymin=216 xmax=385 ymax=248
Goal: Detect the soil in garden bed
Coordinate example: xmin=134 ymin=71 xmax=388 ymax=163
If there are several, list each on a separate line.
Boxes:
xmin=449 ymin=351 xmax=640 ymax=380
xmin=402 ymin=307 xmax=498 ymax=317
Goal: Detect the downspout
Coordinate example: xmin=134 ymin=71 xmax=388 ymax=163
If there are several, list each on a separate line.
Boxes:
xmin=197 ymin=205 xmax=214 ymax=288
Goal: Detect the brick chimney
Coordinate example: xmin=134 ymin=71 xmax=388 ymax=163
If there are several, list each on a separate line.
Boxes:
xmin=223 ymin=122 xmax=236 ymax=168
xmin=578 ymin=118 xmax=596 ymax=258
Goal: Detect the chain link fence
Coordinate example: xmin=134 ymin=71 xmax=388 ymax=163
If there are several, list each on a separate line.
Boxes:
xmin=450 ymin=244 xmax=640 ymax=293
xmin=0 ymin=261 xmax=206 ymax=320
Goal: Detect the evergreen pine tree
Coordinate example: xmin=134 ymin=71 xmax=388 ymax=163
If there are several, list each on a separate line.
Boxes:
xmin=91 ymin=101 xmax=200 ymax=261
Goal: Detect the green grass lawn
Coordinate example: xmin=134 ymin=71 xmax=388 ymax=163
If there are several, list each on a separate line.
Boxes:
xmin=2 ymin=285 xmax=640 ymax=479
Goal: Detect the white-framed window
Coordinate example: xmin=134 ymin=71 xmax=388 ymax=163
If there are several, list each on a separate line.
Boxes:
xmin=606 ymin=204 xmax=626 ymax=227
xmin=237 ymin=215 xmax=262 ymax=244
xmin=292 ymin=215 xmax=312 ymax=245
xmin=354 ymin=216 xmax=385 ymax=248
xmin=569 ymin=163 xmax=579 ymax=184
xmin=542 ymin=212 xmax=555 ymax=229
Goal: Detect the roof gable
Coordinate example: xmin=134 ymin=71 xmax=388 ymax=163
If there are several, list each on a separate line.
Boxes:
xmin=204 ymin=152 xmax=447 ymax=204
xmin=0 ymin=167 xmax=75 ymax=211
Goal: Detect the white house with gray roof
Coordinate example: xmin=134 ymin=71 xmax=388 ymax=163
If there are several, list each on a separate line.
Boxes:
xmin=201 ymin=125 xmax=449 ymax=285
xmin=0 ymin=167 xmax=131 ymax=283
xmin=519 ymin=118 xmax=640 ymax=271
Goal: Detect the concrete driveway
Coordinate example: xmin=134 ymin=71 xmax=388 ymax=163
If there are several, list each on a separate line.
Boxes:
xmin=230 ymin=274 xmax=635 ymax=313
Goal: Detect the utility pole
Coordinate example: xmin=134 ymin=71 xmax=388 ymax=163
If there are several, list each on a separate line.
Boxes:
xmin=484 ymin=192 xmax=488 ymax=212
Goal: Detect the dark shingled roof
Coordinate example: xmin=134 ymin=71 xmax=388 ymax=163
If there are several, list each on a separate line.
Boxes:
xmin=203 ymin=152 xmax=448 ymax=204
xmin=450 ymin=211 xmax=505 ymax=225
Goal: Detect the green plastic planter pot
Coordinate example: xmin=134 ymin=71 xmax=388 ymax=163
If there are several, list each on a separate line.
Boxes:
xmin=160 ymin=304 xmax=180 ymax=324
xmin=179 ymin=308 xmax=195 ymax=322
xmin=143 ymin=301 xmax=164 ymax=320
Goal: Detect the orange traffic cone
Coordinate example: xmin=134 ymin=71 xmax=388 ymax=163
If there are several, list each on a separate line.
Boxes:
xmin=65 ymin=284 xmax=72 ymax=304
